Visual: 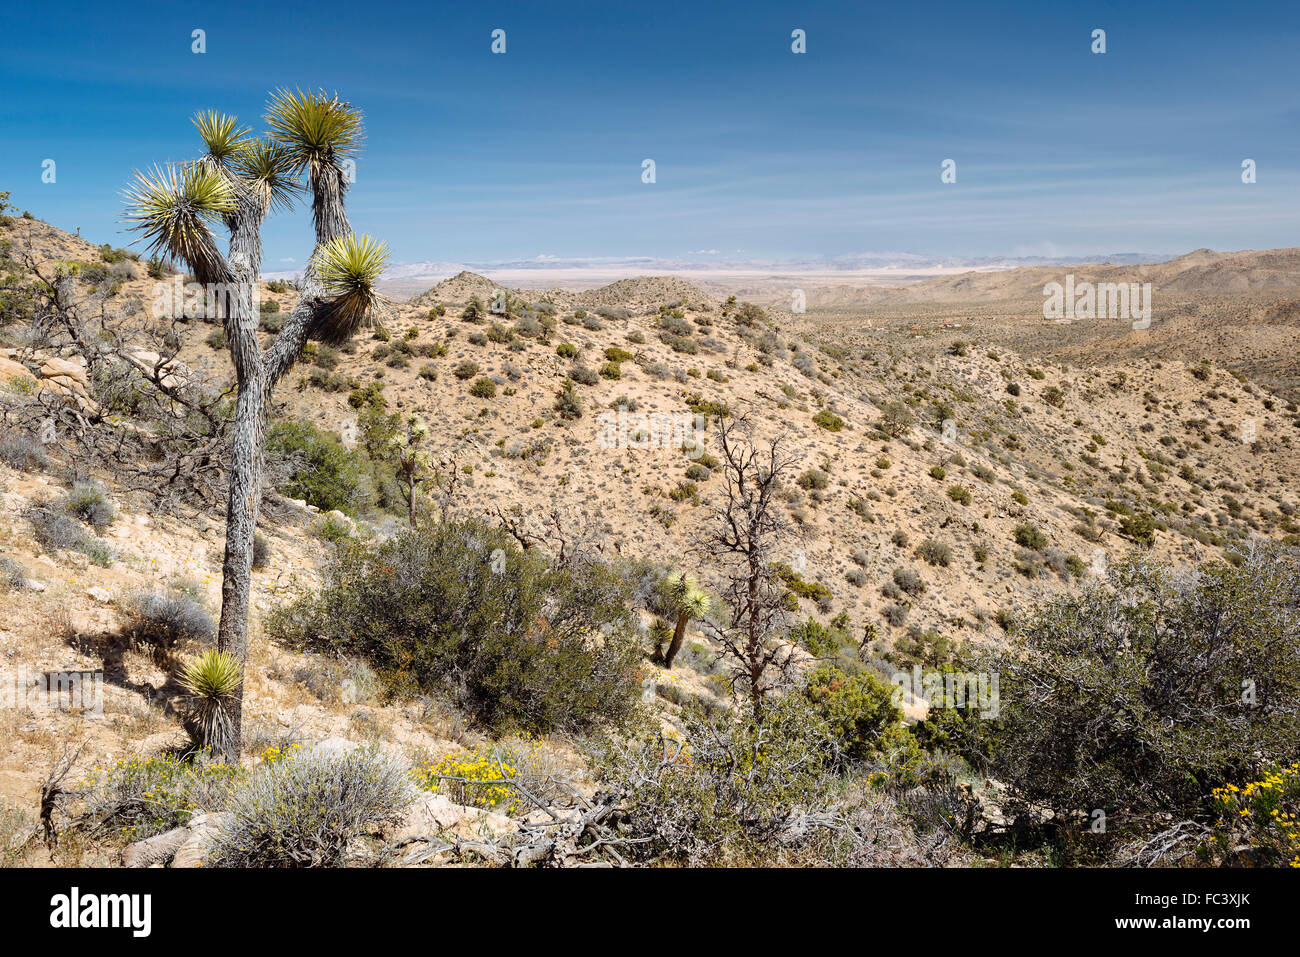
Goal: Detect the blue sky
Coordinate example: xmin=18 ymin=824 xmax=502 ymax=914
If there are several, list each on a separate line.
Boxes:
xmin=2 ymin=0 xmax=1298 ymax=268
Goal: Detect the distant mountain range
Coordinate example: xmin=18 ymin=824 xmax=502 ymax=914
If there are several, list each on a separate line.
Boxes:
xmin=263 ymin=251 xmax=1174 ymax=296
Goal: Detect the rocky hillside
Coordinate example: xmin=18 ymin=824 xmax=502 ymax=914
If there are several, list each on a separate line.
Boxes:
xmin=3 ymin=214 xmax=1299 ymax=867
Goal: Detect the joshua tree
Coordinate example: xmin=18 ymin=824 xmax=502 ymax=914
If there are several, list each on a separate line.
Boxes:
xmin=389 ymin=412 xmax=434 ymax=528
xmin=124 ymin=91 xmax=389 ymax=761
xmin=659 ymin=570 xmax=710 ymax=669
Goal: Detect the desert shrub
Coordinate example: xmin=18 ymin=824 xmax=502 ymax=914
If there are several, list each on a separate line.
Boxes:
xmin=409 ymin=742 xmax=529 ymax=812
xmin=80 ymin=754 xmax=243 ymax=840
xmin=25 ymin=504 xmax=91 ymax=553
xmin=797 ymin=468 xmax=830 ymax=491
xmin=589 ymin=695 xmax=844 ymax=864
xmin=916 ymin=539 xmax=953 ymax=567
xmin=208 ymin=746 xmax=412 ymax=867
xmin=556 ymin=342 xmax=578 ymax=359
xmin=452 ymin=360 xmax=479 ymax=380
xmin=892 ymin=566 xmax=926 ymax=597
xmin=790 ymin=618 xmax=850 ymax=657
xmin=803 ymin=665 xmax=901 ymax=763
xmin=61 ymin=482 xmax=114 ymax=529
xmin=128 ymin=586 xmax=217 ymax=648
xmin=252 ymin=534 xmax=271 ymax=571
xmin=879 ymin=401 xmax=914 ymax=437
xmin=812 ymin=409 xmax=844 ymax=432
xmin=1199 ymin=764 xmax=1300 ymax=868
xmin=1119 ymin=511 xmax=1158 ymax=545
xmin=570 ymin=365 xmax=599 ymax=386
xmin=0 ymin=434 xmax=48 ymax=471
xmin=554 ymin=379 xmax=583 ymax=420
xmin=1041 ymin=385 xmax=1065 ymax=407
xmin=0 ymin=556 xmax=26 ymax=592
xmin=266 ymin=521 xmax=643 ymax=734
xmin=659 ymin=314 xmax=692 ymax=336
xmin=882 ymin=603 xmax=909 ymax=627
xmin=468 ymin=376 xmax=497 ymax=398
xmin=946 ymin=484 xmax=971 ymax=506
xmin=1012 ymin=523 xmax=1048 ymax=550
xmin=984 ymin=547 xmax=1300 ymax=826
xmin=774 ymin=564 xmax=833 ymax=607
xmin=733 ymin=301 xmax=767 ymax=326
xmin=266 ymin=421 xmax=370 ymax=514
xmin=929 ymin=465 xmax=946 ymax=481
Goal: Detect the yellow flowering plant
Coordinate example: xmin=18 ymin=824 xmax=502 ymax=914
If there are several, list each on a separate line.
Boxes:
xmin=1202 ymin=763 xmax=1300 ymax=867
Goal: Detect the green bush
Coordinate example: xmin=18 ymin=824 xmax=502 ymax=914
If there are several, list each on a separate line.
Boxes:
xmin=468 ymin=376 xmax=497 ymax=398
xmin=554 ymin=379 xmax=583 ymax=420
xmin=812 ymin=409 xmax=844 ymax=432
xmin=1012 ymin=523 xmax=1048 ymax=550
xmin=266 ymin=521 xmax=643 ymax=734
xmin=803 ymin=665 xmax=901 ymax=763
xmin=266 ymin=421 xmax=371 ymax=514
xmin=983 ymin=547 xmax=1300 ymax=824
xmin=797 ymin=469 xmax=830 ymax=491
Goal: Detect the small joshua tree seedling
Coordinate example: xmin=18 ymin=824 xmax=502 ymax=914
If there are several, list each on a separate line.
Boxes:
xmin=178 ymin=649 xmax=243 ymax=757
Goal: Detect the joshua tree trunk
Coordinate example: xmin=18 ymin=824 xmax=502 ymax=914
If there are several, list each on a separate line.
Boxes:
xmin=663 ymin=612 xmax=689 ymax=669
xmin=213 ymin=208 xmax=267 ymax=763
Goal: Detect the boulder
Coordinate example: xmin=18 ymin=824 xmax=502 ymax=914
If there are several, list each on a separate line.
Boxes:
xmin=39 ymin=357 xmax=88 ymax=386
xmin=122 ymin=826 xmax=190 ymax=868
xmin=393 ymin=792 xmax=515 ymax=844
xmin=0 ymin=356 xmax=36 ymax=386
xmin=171 ymin=812 xmax=233 ymax=868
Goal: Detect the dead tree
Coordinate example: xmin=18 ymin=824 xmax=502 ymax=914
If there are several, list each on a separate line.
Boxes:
xmin=695 ymin=412 xmax=802 ymax=721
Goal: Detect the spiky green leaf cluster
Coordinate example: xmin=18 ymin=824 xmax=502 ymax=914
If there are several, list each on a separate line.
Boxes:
xmin=193 ymin=110 xmax=250 ymax=165
xmin=264 ymin=88 xmax=363 ymax=175
xmin=662 ymin=571 xmax=710 ymax=619
xmin=122 ymin=163 xmax=234 ymax=279
xmin=311 ymin=232 xmax=389 ymax=344
xmin=178 ymin=649 xmax=241 ymax=755
xmin=231 ymin=137 xmax=301 ymax=213
xmin=179 ymin=649 xmax=242 ymax=700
